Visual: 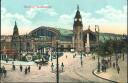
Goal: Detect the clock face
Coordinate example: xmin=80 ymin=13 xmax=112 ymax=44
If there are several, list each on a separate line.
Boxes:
xmin=79 ymin=18 xmax=82 ymax=21
xmin=74 ymin=18 xmax=77 ymax=21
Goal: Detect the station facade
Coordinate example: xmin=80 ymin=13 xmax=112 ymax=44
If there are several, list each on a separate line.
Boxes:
xmin=1 ymin=6 xmax=123 ymax=59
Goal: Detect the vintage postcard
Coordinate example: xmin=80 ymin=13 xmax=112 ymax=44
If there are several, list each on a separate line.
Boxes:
xmin=1 ymin=0 xmax=127 ymax=83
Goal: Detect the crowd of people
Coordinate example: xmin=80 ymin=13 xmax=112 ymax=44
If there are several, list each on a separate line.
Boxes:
xmin=12 ymin=64 xmax=31 ymax=75
xmin=99 ymin=55 xmax=121 ymax=74
xmin=51 ymin=62 xmax=64 ymax=72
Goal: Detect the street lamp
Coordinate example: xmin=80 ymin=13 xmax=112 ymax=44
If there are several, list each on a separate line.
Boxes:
xmin=80 ymin=51 xmax=83 ymax=66
xmin=114 ymin=35 xmax=119 ymax=66
xmin=95 ymin=25 xmax=100 ymax=72
xmin=19 ymin=36 xmax=22 ymax=61
xmin=56 ymin=40 xmax=59 ymax=83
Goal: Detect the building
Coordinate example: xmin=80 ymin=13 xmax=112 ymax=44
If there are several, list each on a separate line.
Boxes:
xmin=1 ymin=6 xmax=123 ymax=58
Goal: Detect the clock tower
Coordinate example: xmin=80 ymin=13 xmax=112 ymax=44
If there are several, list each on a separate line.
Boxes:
xmin=73 ymin=5 xmax=84 ymax=52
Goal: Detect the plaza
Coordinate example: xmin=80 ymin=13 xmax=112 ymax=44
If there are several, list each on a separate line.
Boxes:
xmin=0 ymin=52 xmax=127 ymax=83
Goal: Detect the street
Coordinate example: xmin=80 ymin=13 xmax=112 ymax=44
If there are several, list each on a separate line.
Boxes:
xmin=1 ymin=52 xmax=126 ymax=83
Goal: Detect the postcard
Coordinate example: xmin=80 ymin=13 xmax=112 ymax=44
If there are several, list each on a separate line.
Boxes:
xmin=1 ymin=0 xmax=127 ymax=83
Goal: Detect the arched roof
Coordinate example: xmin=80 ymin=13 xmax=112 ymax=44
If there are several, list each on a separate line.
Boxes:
xmin=29 ymin=26 xmax=61 ymax=38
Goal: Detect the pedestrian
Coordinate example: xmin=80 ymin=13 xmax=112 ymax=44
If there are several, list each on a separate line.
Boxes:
xmin=116 ymin=63 xmax=118 ymax=68
xmin=81 ymin=60 xmax=83 ymax=66
xmin=0 ymin=67 xmax=2 ymax=74
xmin=92 ymin=56 xmax=95 ymax=60
xmin=113 ymin=62 xmax=115 ymax=68
xmin=117 ymin=65 xmax=120 ymax=74
xmin=2 ymin=66 xmax=5 ymax=70
xmin=104 ymin=65 xmax=106 ymax=72
xmin=61 ymin=62 xmax=64 ymax=71
xmin=75 ymin=53 xmax=76 ymax=56
xmin=66 ymin=55 xmax=67 ymax=59
xmin=28 ymin=65 xmax=30 ymax=72
xmin=110 ymin=62 xmax=112 ymax=67
xmin=106 ymin=61 xmax=108 ymax=69
xmin=20 ymin=65 xmax=22 ymax=72
xmin=12 ymin=64 xmax=15 ymax=70
xmin=94 ymin=56 xmax=95 ymax=60
xmin=0 ymin=67 xmax=3 ymax=77
xmin=101 ymin=65 xmax=104 ymax=72
xmin=25 ymin=67 xmax=27 ymax=75
xmin=51 ymin=63 xmax=54 ymax=72
xmin=123 ymin=54 xmax=124 ymax=61
xmin=39 ymin=65 xmax=41 ymax=70
xmin=3 ymin=69 xmax=7 ymax=78
xmin=2 ymin=66 xmax=6 ymax=77
xmin=83 ymin=53 xmax=86 ymax=57
xmin=73 ymin=55 xmax=75 ymax=58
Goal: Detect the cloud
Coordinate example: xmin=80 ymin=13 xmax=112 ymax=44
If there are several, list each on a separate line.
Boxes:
xmin=45 ymin=8 xmax=58 ymax=16
xmin=1 ymin=5 xmax=58 ymax=35
xmin=26 ymin=8 xmax=41 ymax=18
xmin=1 ymin=7 xmax=32 ymax=25
xmin=1 ymin=7 xmax=32 ymax=35
xmin=58 ymin=14 xmax=73 ymax=23
xmin=57 ymin=5 xmax=126 ymax=34
xmin=1 ymin=5 xmax=127 ymax=35
xmin=96 ymin=5 xmax=127 ymax=23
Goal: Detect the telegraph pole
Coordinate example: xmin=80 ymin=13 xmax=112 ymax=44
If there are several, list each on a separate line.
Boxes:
xmin=19 ymin=36 xmax=22 ymax=60
xmin=56 ymin=41 xmax=59 ymax=83
xmin=95 ymin=25 xmax=100 ymax=72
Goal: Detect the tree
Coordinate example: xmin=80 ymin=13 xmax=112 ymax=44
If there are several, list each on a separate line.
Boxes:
xmin=120 ymin=40 xmax=127 ymax=61
xmin=96 ymin=41 xmax=113 ymax=58
xmin=96 ymin=40 xmax=114 ymax=69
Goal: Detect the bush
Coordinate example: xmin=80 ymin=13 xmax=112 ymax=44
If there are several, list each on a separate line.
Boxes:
xmin=32 ymin=56 xmax=38 ymax=61
xmin=21 ymin=56 xmax=27 ymax=61
xmin=32 ymin=54 xmax=42 ymax=61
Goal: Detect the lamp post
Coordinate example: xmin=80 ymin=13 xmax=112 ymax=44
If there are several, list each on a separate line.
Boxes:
xmin=114 ymin=35 xmax=118 ymax=66
xmin=80 ymin=51 xmax=83 ymax=66
xmin=19 ymin=36 xmax=22 ymax=61
xmin=95 ymin=25 xmax=100 ymax=72
xmin=56 ymin=41 xmax=59 ymax=83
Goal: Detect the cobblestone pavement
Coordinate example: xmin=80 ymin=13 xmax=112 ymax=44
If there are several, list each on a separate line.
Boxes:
xmin=0 ymin=52 xmax=121 ymax=83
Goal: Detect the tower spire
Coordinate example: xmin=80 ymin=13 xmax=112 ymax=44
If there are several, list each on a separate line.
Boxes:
xmin=14 ymin=21 xmax=18 ymax=29
xmin=77 ymin=5 xmax=79 ymax=10
xmin=13 ymin=21 xmax=19 ymax=36
xmin=15 ymin=21 xmax=16 ymax=25
xmin=88 ymin=25 xmax=90 ymax=29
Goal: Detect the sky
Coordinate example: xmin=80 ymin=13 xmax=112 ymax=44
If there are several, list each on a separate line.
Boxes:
xmin=1 ymin=0 xmax=127 ymax=35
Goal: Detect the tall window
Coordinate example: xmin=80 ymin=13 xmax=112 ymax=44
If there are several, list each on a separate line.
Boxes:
xmin=80 ymin=32 xmax=82 ymax=40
